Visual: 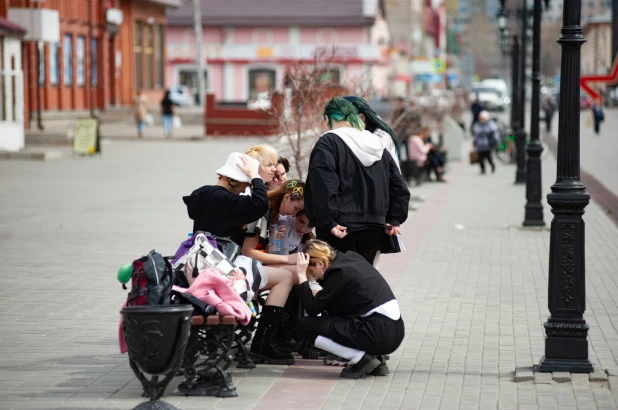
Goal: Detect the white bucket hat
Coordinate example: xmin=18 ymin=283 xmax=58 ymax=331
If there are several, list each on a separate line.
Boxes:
xmin=216 ymin=152 xmax=259 ymax=183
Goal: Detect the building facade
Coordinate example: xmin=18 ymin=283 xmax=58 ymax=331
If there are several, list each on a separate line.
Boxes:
xmin=165 ymin=0 xmax=390 ymax=102
xmin=8 ymin=0 xmax=180 ymax=129
xmin=0 ymin=0 xmax=26 ymax=151
xmin=582 ymin=11 xmax=613 ymax=76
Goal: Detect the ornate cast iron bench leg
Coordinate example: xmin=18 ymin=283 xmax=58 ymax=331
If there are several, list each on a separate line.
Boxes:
xmin=178 ymin=315 xmax=238 ymax=398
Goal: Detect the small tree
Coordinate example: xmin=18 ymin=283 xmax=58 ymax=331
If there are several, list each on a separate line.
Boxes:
xmin=266 ymin=48 xmax=353 ymax=179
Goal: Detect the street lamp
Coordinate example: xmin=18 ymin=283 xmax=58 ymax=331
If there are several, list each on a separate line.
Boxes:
xmin=514 ymin=0 xmax=528 ymax=185
xmin=523 ymin=0 xmax=546 ymax=227
xmin=537 ymin=0 xmax=593 ymax=373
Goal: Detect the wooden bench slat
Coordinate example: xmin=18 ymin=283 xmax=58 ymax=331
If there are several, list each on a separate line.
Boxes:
xmin=206 ymin=315 xmax=221 ymax=325
xmin=191 ymin=316 xmax=204 ymax=326
xmin=222 ymin=315 xmax=237 ymax=325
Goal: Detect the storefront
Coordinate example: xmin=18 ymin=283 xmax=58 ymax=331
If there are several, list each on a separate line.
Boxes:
xmin=8 ymin=0 xmax=179 ymax=128
xmin=0 ymin=16 xmax=25 ymax=151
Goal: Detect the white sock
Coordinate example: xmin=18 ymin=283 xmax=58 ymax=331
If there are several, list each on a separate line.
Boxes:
xmin=315 ymin=336 xmax=365 ymax=364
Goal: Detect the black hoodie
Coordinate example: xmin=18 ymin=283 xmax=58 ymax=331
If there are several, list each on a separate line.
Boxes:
xmin=182 ymin=178 xmax=268 ymax=246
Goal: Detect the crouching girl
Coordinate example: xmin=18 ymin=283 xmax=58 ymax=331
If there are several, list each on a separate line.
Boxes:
xmin=295 ymin=240 xmax=405 ymax=379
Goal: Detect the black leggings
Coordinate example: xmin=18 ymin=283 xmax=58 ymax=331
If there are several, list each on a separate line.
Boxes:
xmin=299 ymin=314 xmax=405 ymax=356
xmin=316 ymin=227 xmax=382 ymax=265
xmin=478 ymin=150 xmax=495 ymax=173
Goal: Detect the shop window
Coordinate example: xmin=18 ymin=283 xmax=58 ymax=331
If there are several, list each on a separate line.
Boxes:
xmin=318 ymin=68 xmax=340 ymax=85
xmin=50 ymin=42 xmax=59 ymax=85
xmin=38 ymin=42 xmax=44 ymax=85
xmin=179 ymin=69 xmax=208 ymax=105
xmin=248 ymin=68 xmax=276 ymax=100
xmin=145 ymin=26 xmax=154 ymax=89
xmin=63 ymin=34 xmax=73 ymax=86
xmin=134 ymin=22 xmax=143 ymax=90
xmin=76 ymin=36 xmax=85 ymax=86
xmin=91 ymin=39 xmax=97 ymax=86
xmin=156 ymin=25 xmax=164 ymax=88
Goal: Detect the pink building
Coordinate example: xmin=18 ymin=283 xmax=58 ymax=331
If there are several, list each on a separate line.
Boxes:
xmin=165 ymin=0 xmax=390 ymax=103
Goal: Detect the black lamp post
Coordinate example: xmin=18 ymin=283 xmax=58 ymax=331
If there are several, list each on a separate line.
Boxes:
xmin=537 ymin=0 xmax=593 ymax=373
xmin=514 ymin=0 xmax=528 ymax=185
xmin=522 ymin=0 xmax=549 ymax=227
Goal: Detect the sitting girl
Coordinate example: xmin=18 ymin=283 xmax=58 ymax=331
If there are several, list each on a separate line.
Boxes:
xmin=278 ymin=209 xmax=314 ymax=254
xmin=182 ymin=152 xmax=296 ymax=365
xmin=295 ymin=240 xmax=405 ymax=379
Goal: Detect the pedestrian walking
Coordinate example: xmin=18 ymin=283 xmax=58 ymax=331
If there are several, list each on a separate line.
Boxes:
xmin=305 ymin=97 xmax=410 ymax=265
xmin=472 ymin=111 xmax=499 ymax=175
xmin=295 ymin=240 xmax=405 ymax=379
xmin=160 ymin=89 xmax=177 ymax=138
xmin=591 ymin=100 xmax=605 ymax=135
xmin=542 ymin=96 xmax=555 ymax=135
xmin=470 ymin=97 xmax=484 ymax=134
xmin=132 ymin=90 xmax=149 ymax=138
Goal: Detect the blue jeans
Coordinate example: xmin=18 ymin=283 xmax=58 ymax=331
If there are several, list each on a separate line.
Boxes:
xmin=162 ymin=115 xmax=173 ymax=135
xmin=137 ymin=121 xmax=145 ymax=132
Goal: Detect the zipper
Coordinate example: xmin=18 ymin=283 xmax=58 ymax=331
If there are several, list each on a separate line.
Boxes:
xmin=149 ymin=254 xmax=160 ymax=285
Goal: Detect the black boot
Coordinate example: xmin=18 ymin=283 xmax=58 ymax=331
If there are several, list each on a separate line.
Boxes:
xmin=250 ymin=306 xmax=295 ymax=365
xmin=369 ymin=355 xmax=390 ymax=376
xmin=340 ymin=354 xmax=380 ymax=379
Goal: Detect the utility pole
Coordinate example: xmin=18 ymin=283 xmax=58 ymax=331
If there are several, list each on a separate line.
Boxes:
xmin=192 ymin=0 xmax=206 ymax=135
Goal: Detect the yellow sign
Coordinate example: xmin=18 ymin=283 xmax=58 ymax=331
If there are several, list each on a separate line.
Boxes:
xmin=433 ymin=58 xmax=446 ymax=74
xmin=72 ymin=118 xmax=99 ymax=155
xmin=256 ymin=47 xmax=274 ymax=58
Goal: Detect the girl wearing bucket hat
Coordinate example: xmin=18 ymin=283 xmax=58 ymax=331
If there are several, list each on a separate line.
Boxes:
xmin=182 ymin=152 xmax=297 ymax=365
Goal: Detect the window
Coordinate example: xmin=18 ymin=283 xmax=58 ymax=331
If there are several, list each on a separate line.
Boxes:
xmin=50 ymin=42 xmax=59 ymax=85
xmin=318 ymin=68 xmax=340 ymax=85
xmin=145 ymin=26 xmax=154 ymax=89
xmin=156 ymin=25 xmax=164 ymax=88
xmin=248 ymin=68 xmax=276 ymax=100
xmin=63 ymin=34 xmax=73 ymax=85
xmin=38 ymin=42 xmax=44 ymax=85
xmin=76 ymin=36 xmax=85 ymax=86
xmin=91 ymin=39 xmax=97 ymax=86
xmin=134 ymin=22 xmax=143 ymax=90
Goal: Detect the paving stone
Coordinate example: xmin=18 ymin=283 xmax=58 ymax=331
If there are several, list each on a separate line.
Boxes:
xmin=552 ymin=372 xmax=572 ymax=383
xmin=590 ymin=369 xmax=609 ymax=383
xmin=515 ymin=368 xmax=534 ymax=383
xmin=534 ymin=373 xmax=553 ymax=385
xmin=571 ymin=373 xmax=590 ymax=387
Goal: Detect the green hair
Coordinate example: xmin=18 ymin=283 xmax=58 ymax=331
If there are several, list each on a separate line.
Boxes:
xmin=323 ymin=97 xmax=365 ymax=131
xmin=343 ymin=95 xmax=400 ymax=158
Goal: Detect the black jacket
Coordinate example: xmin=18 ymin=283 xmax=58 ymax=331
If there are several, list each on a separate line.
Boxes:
xmin=299 ymin=251 xmax=396 ymax=318
xmin=305 ymin=132 xmax=410 ymax=231
xmin=182 ymin=178 xmax=268 ymax=246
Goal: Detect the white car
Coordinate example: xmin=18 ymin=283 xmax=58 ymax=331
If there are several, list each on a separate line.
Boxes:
xmin=247 ymin=92 xmax=271 ymax=110
xmin=168 ymin=85 xmax=194 ymax=106
xmin=470 ymin=87 xmax=509 ymax=111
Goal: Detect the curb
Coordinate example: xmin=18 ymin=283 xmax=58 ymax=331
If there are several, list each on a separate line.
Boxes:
xmin=0 ymin=150 xmax=64 ymax=161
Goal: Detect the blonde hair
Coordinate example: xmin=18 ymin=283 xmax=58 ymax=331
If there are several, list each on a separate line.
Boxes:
xmin=303 ymin=239 xmax=337 ymax=268
xmin=245 ymin=144 xmax=278 ymax=167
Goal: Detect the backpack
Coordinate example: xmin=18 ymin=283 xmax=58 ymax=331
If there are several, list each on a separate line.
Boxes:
xmin=172 ymin=233 xmax=252 ymax=303
xmin=126 ymin=250 xmax=174 ymax=307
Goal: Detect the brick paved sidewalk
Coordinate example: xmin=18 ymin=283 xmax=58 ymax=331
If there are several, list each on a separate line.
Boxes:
xmin=0 ymin=140 xmax=617 ymax=409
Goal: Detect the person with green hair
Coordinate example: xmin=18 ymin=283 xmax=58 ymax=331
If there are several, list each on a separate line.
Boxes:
xmin=304 ymin=97 xmax=410 ymax=265
xmin=343 ymin=96 xmax=400 ymax=169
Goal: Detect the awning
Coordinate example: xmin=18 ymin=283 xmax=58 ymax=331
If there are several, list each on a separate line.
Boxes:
xmin=0 ymin=16 xmax=26 ymax=38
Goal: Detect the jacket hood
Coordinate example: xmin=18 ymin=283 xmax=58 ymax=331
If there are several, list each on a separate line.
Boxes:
xmin=183 ymin=193 xmax=199 ymax=220
xmin=325 ymin=127 xmax=385 ymax=167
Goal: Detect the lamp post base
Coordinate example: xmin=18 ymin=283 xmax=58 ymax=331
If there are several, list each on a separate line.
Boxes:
xmin=523 ymin=203 xmax=545 ymax=226
xmin=538 ymin=357 xmax=593 ymax=373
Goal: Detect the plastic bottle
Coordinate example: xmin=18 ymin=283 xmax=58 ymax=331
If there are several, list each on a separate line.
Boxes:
xmin=269 ymin=224 xmax=283 ymax=254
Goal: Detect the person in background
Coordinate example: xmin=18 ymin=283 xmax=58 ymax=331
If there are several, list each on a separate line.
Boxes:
xmin=408 ymin=128 xmax=445 ymax=182
xmin=305 ymin=97 xmax=410 ymax=265
xmin=591 ymin=100 xmax=605 ymax=135
xmin=472 ymin=111 xmax=499 ymax=175
xmin=160 ymin=90 xmax=177 ymax=139
xmin=268 ymin=157 xmax=290 ymax=190
xmin=470 ymin=97 xmax=484 ymax=134
xmin=133 ymin=90 xmax=149 ymax=138
xmin=542 ymin=96 xmax=555 ymax=135
xmin=295 ymin=240 xmax=405 ymax=379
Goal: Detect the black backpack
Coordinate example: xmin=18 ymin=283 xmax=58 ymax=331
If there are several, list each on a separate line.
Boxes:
xmin=126 ymin=250 xmax=174 ymax=306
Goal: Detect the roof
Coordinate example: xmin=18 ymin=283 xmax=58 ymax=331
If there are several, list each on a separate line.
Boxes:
xmin=0 ymin=17 xmax=26 ymax=38
xmin=166 ymin=0 xmax=378 ymax=27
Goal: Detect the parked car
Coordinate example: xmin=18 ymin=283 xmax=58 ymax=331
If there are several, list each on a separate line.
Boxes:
xmin=469 ymin=87 xmax=509 ymax=111
xmin=579 ymin=94 xmax=592 ymax=110
xmin=247 ymin=92 xmax=271 ymax=110
xmin=168 ymin=85 xmax=194 ymax=107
